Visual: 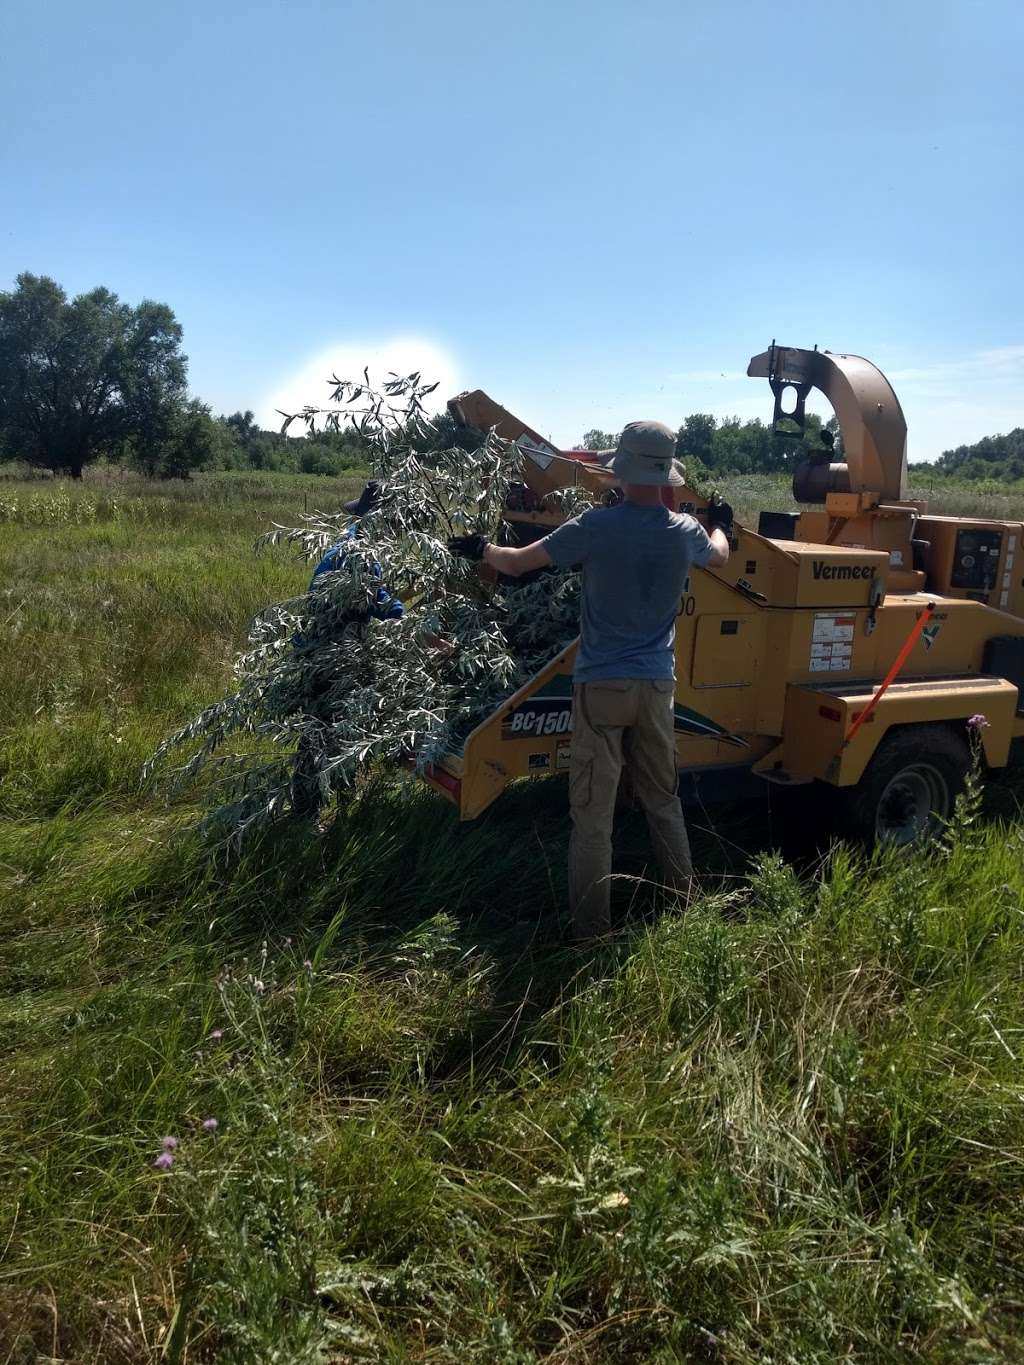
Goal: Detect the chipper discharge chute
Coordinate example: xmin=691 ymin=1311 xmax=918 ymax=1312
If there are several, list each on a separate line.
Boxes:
xmin=421 ymin=347 xmax=1024 ymax=847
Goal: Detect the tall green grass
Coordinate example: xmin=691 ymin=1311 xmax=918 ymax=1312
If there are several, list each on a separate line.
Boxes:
xmin=3 ymin=471 xmax=1024 ymax=1362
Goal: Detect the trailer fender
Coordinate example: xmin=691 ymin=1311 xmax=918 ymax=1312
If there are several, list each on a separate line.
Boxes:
xmin=755 ymin=676 xmax=1017 ymax=788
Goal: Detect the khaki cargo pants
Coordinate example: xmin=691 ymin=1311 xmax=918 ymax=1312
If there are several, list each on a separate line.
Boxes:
xmin=569 ymin=678 xmax=693 ymax=940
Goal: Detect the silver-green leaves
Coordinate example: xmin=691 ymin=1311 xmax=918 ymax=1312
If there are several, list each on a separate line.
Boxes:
xmin=148 ymin=373 xmax=583 ymax=837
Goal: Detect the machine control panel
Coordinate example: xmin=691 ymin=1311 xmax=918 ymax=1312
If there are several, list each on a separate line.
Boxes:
xmin=950 ymin=528 xmax=1003 ymax=593
xmin=915 ymin=515 xmax=1022 ymax=609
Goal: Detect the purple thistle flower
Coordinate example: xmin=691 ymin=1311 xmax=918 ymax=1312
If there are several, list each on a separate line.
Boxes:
xmin=154 ymin=1151 xmax=174 ymax=1171
xmin=160 ymin=1135 xmax=178 ymax=1151
xmin=967 ymin=713 xmax=990 ymax=731
xmin=209 ymin=1028 xmax=223 ymax=1041
xmin=283 ymin=936 xmax=293 ymax=948
xmin=303 ymin=959 xmax=314 ymax=973
xmin=202 ymin=1117 xmax=219 ymax=1132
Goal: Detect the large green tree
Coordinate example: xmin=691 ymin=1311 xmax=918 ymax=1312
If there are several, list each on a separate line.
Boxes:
xmin=676 ymin=412 xmax=717 ymax=466
xmin=0 ymin=273 xmax=187 ymax=478
xmin=132 ymin=397 xmax=225 ymax=479
xmin=581 ymin=428 xmax=618 ymax=451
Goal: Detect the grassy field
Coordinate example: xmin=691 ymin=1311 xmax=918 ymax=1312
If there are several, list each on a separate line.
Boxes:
xmin=3 ymin=469 xmax=1024 ymax=1363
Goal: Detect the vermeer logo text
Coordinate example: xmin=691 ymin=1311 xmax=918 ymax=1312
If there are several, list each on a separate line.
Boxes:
xmin=812 ymin=562 xmax=875 ymax=581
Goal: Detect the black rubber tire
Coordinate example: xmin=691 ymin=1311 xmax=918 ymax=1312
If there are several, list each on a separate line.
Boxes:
xmin=835 ymin=723 xmax=970 ymax=848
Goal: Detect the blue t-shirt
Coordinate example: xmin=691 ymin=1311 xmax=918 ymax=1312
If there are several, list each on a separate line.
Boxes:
xmin=542 ymin=503 xmax=713 ymax=682
xmin=308 ymin=524 xmax=403 ymax=621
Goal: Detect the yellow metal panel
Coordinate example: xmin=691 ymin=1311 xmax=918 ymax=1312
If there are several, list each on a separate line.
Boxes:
xmin=771 ymin=677 xmax=1018 ymax=787
xmin=691 ymin=614 xmax=763 ymax=688
xmin=675 ymin=574 xmax=769 ymax=738
xmin=792 ymin=545 xmax=889 ymax=607
xmin=458 ymin=642 xmax=577 ymax=819
xmin=825 ymin=491 xmax=878 ymax=516
xmin=716 ymin=529 xmax=788 ymax=606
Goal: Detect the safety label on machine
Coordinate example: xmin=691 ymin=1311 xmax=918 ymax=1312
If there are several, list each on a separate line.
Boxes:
xmin=809 ymin=612 xmax=856 ymax=672
xmin=516 ymin=433 xmax=558 ymax=470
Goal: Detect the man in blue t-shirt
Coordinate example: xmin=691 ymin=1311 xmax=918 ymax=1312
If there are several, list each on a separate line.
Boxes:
xmin=449 ymin=421 xmax=731 ymax=941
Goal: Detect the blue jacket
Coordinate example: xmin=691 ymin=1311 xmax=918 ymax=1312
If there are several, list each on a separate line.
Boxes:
xmin=305 ymin=525 xmax=403 ymax=624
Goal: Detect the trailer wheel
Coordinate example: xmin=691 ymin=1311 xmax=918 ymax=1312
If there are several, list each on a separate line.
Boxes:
xmin=839 ymin=724 xmax=970 ymax=848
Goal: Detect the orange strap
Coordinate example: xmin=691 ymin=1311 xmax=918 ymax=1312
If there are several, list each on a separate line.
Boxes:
xmin=843 ymin=602 xmax=935 ymax=747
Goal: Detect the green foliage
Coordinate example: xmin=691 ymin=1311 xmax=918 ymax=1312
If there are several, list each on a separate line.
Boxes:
xmin=3 ymin=470 xmax=1024 ymax=1359
xmin=414 ymin=407 xmax=485 ymax=455
xmin=133 ymin=396 xmax=225 ymax=480
xmin=4 ymin=782 xmax=1024 ymax=1360
xmin=582 ymin=411 xmax=832 ymax=479
xmin=148 ymin=373 xmax=588 ymax=836
xmin=676 ymin=411 xmax=716 ymax=466
xmin=907 ymin=471 xmax=1024 ymax=520
xmin=0 ymin=272 xmax=189 ymax=478
xmin=681 ymin=409 xmax=829 ymax=475
xmin=581 ymin=428 xmax=618 ymax=451
xmin=215 ymin=408 xmax=374 ymax=476
xmin=924 ymin=427 xmax=1024 ymax=482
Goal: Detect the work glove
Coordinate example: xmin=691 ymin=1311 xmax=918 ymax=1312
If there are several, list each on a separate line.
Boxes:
xmin=706 ymin=498 xmax=734 ymax=534
xmin=343 ymin=480 xmax=381 ymax=517
xmin=447 ymin=533 xmax=490 ymax=561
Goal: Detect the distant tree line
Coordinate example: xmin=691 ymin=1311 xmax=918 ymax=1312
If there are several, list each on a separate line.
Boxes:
xmin=213 ymin=406 xmax=480 ymax=476
xmin=4 ymin=273 xmax=1018 ymax=483
xmin=917 ymin=429 xmax=1024 ymax=482
xmin=581 ymin=411 xmax=836 ymax=480
xmin=583 ymin=414 xmax=1024 ymax=485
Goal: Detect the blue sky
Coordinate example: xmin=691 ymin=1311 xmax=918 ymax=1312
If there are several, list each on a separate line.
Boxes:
xmin=2 ymin=0 xmax=1022 ymax=460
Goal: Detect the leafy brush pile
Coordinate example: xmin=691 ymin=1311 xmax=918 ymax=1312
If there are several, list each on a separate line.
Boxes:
xmin=147 ymin=373 xmax=588 ymax=834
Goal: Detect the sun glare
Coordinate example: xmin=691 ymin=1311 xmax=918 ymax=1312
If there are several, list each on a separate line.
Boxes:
xmin=260 ymin=338 xmax=463 ymax=433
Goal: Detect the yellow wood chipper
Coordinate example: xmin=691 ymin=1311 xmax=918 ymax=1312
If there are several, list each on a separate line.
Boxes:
xmin=420 ymin=345 xmax=1024 ymax=846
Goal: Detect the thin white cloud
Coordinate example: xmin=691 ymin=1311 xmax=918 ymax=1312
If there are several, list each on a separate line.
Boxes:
xmin=887 ymin=345 xmax=1024 ymax=386
xmin=884 ymin=346 xmax=1024 ymax=459
xmin=260 ymin=337 xmax=462 ymax=433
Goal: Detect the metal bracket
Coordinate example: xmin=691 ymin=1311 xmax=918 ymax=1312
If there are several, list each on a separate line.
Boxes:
xmin=735 ymin=578 xmax=768 ymax=604
xmin=864 ymin=575 xmax=885 ymax=636
xmin=767 ymin=340 xmax=812 ymax=438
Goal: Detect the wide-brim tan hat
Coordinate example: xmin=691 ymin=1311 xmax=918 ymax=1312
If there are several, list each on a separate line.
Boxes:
xmin=596 ymin=420 xmax=686 ymax=487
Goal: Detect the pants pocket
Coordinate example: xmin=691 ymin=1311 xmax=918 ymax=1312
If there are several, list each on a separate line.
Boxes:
xmin=650 ymin=677 xmax=678 ymax=734
xmin=569 ymin=756 xmax=593 ymax=809
xmin=582 ymin=680 xmax=634 ymax=729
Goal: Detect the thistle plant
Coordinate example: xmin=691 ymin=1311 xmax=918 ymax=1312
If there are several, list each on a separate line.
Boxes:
xmin=147 ymin=371 xmax=587 ymax=837
xmin=943 ymin=713 xmax=989 ymax=851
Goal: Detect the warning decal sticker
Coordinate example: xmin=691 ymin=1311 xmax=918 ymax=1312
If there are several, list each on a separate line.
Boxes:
xmin=809 ymin=613 xmax=855 ymax=673
xmin=516 ymin=433 xmax=558 ymax=470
